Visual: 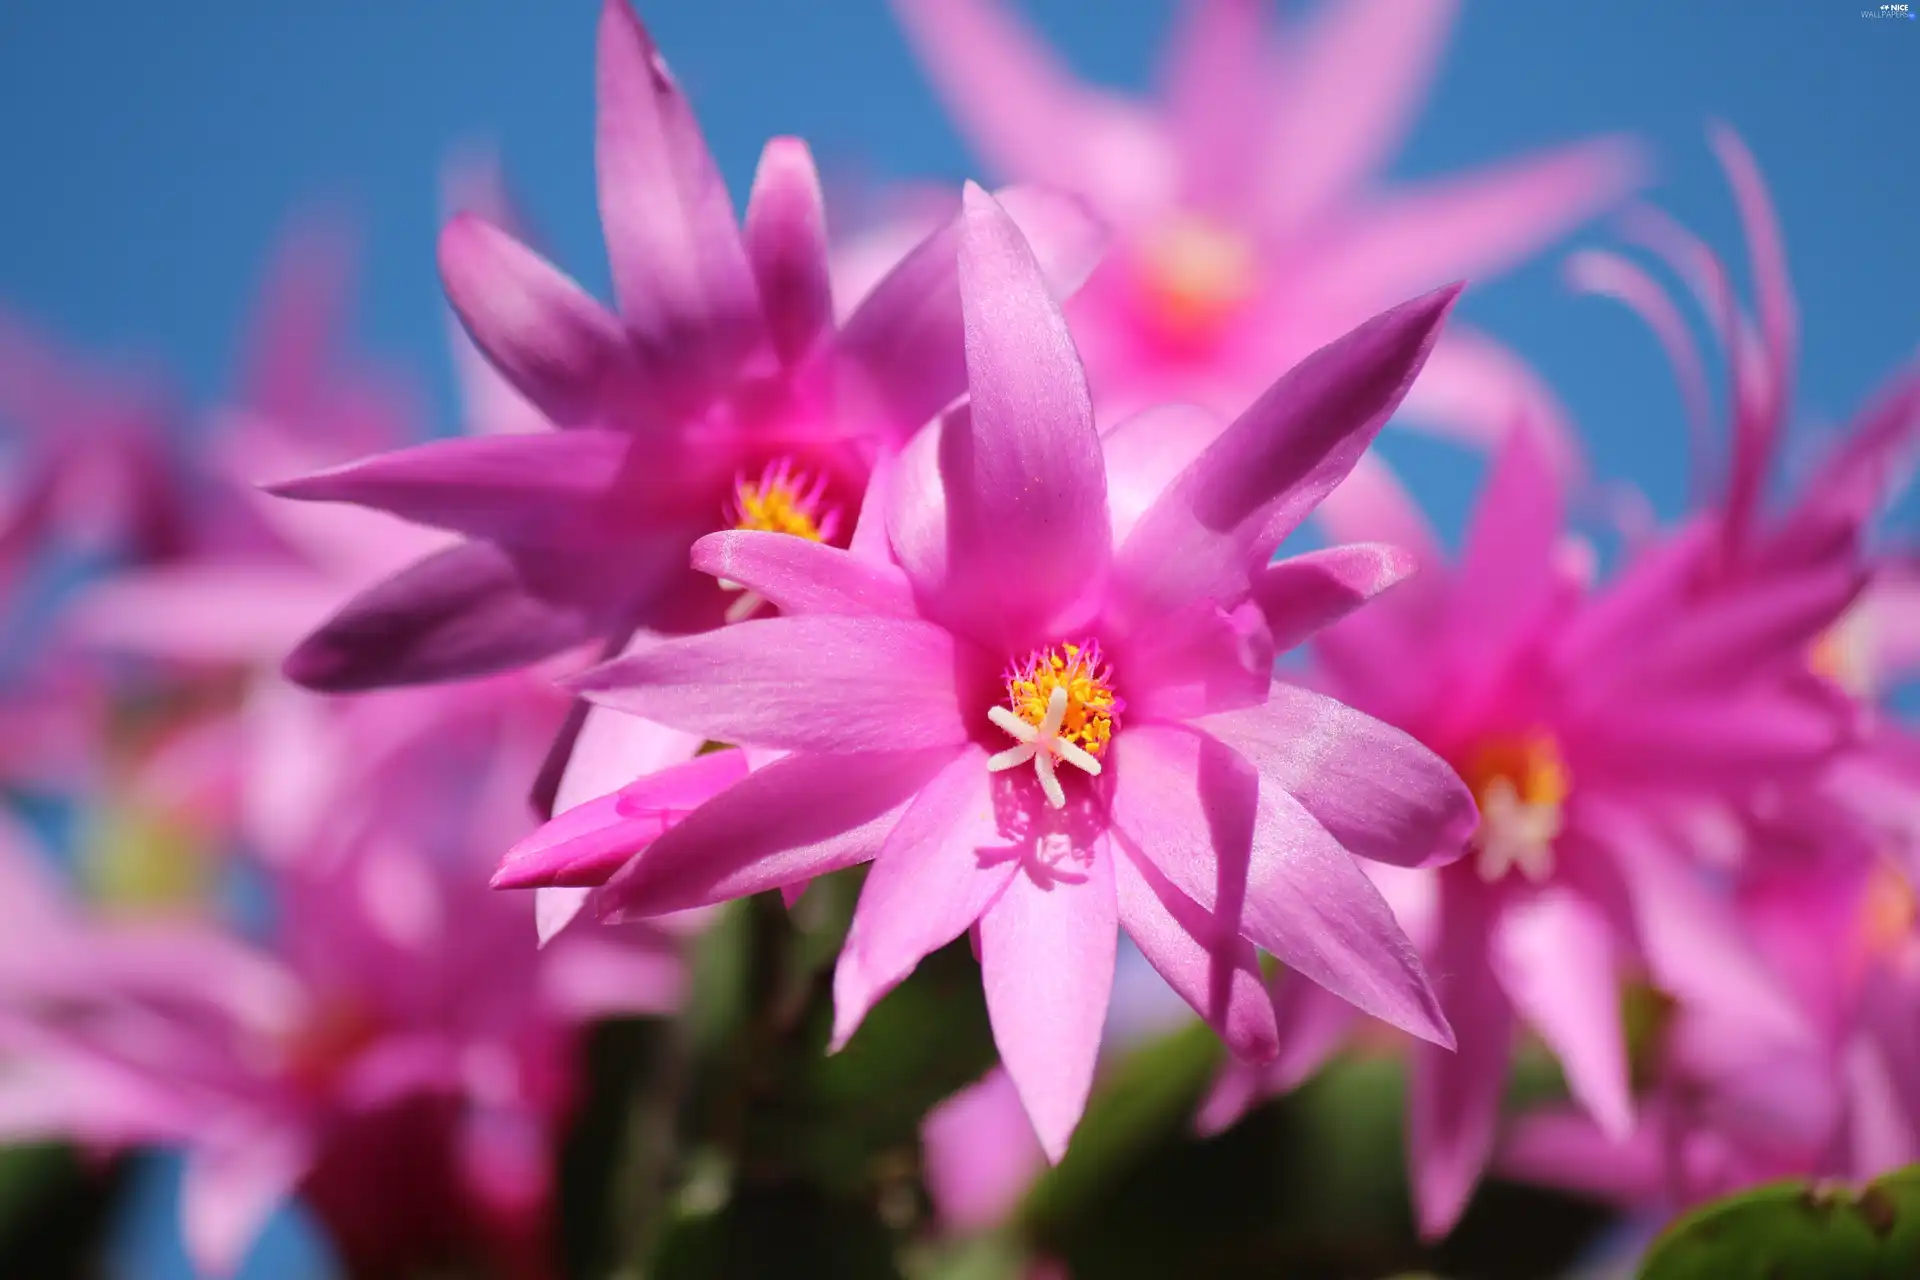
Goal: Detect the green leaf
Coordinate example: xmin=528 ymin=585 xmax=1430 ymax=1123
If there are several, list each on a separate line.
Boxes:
xmin=1638 ymin=1166 xmax=1920 ymax=1279
xmin=650 ymin=1181 xmax=904 ymax=1280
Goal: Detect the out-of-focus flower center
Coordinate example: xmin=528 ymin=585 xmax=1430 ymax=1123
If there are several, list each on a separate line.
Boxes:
xmin=80 ymin=804 xmax=217 ymax=915
xmin=719 ymin=456 xmax=843 ymax=622
xmin=283 ymin=997 xmax=382 ymax=1097
xmin=986 ymin=640 xmax=1123 ymax=810
xmin=1808 ymin=604 xmax=1874 ymax=700
xmin=1462 ymin=733 xmax=1570 ymax=884
xmin=1859 ymin=858 xmax=1917 ymax=961
xmin=1132 ymin=215 xmax=1257 ymax=353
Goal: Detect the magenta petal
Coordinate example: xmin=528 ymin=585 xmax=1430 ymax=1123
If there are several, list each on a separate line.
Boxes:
xmin=1197 ymin=685 xmax=1476 ymax=870
xmin=1408 ymin=880 xmax=1512 ymax=1241
xmin=268 ymin=429 xmax=642 ymax=546
xmin=1109 ymin=725 xmax=1451 ymax=1047
xmin=832 ymin=751 xmax=1017 ymax=1048
xmin=1570 ymin=680 xmax=1848 ymax=790
xmin=1496 ymin=1108 xmax=1663 ymax=1204
xmin=570 ymin=615 xmax=973 ymax=753
xmin=1254 ymin=542 xmax=1419 ymax=654
xmin=595 ymin=748 xmax=956 ymax=917
xmin=1115 ymin=285 xmax=1459 ymax=621
xmin=595 ymin=0 xmax=760 ymax=398
xmin=979 ymin=846 xmax=1119 ymax=1163
xmin=1442 ymin=420 xmax=1565 ymax=672
xmin=922 ymin=1067 xmax=1047 ymax=1231
xmin=1112 ymin=842 xmax=1277 ymax=1063
xmin=690 ymin=531 xmax=918 ymax=619
xmin=744 ymin=137 xmax=833 ymax=366
xmin=494 ymin=749 xmax=752 ymax=889
xmin=438 ymin=213 xmax=624 ymax=427
xmin=283 ymin=542 xmax=617 ymax=692
xmin=1489 ymin=887 xmax=1632 ymax=1140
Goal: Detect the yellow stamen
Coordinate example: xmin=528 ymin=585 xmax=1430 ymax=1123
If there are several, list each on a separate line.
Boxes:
xmin=1134 ymin=215 xmax=1257 ymax=351
xmin=727 ymin=457 xmax=839 ymax=543
xmin=1461 ymin=733 xmax=1570 ymax=884
xmin=987 ymin=640 xmax=1123 ymax=809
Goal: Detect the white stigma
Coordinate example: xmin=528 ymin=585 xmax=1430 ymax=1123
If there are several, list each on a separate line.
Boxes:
xmin=985 ymin=685 xmax=1102 ymax=810
xmin=716 ymin=579 xmax=768 ymax=624
xmin=1473 ymin=777 xmax=1560 ymax=884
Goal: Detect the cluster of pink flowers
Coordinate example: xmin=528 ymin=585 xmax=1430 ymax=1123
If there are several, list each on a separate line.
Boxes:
xmin=2 ymin=1 xmax=1914 ymax=1275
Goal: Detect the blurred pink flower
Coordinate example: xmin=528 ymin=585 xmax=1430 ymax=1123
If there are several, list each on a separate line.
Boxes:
xmin=890 ymin=0 xmax=1639 ymax=456
xmin=504 ymin=187 xmax=1475 ymax=1159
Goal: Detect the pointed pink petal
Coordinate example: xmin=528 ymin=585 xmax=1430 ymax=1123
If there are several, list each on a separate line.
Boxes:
xmin=180 ymin=1126 xmax=313 ymax=1279
xmin=1197 ymin=684 xmax=1476 ymax=870
xmin=1497 ymin=1108 xmax=1662 ymax=1204
xmin=1100 ymin=403 xmax=1229 ymax=545
xmin=1490 ymin=888 xmax=1632 ymax=1140
xmin=1708 ymin=123 xmax=1796 ymax=403
xmin=745 ymin=137 xmax=833 ymax=366
xmin=268 ymin=429 xmax=656 ymax=546
xmin=1109 ymin=725 xmax=1450 ymax=1047
xmin=1253 ymin=542 xmax=1418 ymax=654
xmin=1114 ymin=285 xmax=1459 ymax=622
xmin=1441 ymin=418 xmax=1566 ymax=674
xmin=595 ymin=0 xmax=760 ymax=398
xmin=833 ymin=751 xmax=1017 ymax=1047
xmin=979 ymin=846 xmax=1119 ymax=1163
xmin=1408 ymin=880 xmax=1512 ymax=1240
xmin=438 ymin=213 xmax=624 ymax=427
xmin=536 ymin=887 xmax=593 ymax=946
xmin=1266 ymin=971 xmax=1363 ymax=1093
xmin=690 ymin=531 xmax=918 ymax=619
xmin=495 ymin=749 xmax=753 ymax=889
xmin=1159 ymin=0 xmax=1273 ymax=213
xmin=1261 ymin=0 xmax=1457 ymax=232
xmin=1550 ymin=519 xmax=1712 ymax=677
xmin=594 ymin=748 xmax=956 ymax=917
xmin=568 ymin=616 xmax=972 ymax=753
xmin=1112 ymin=841 xmax=1277 ymax=1063
xmin=923 ymin=1067 xmax=1048 ymax=1230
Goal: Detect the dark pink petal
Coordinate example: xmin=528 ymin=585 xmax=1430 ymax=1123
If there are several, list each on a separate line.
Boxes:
xmin=595 ymin=0 xmax=760 ymax=398
xmin=832 ymin=751 xmax=1017 ymax=1047
xmin=1112 ymin=841 xmax=1277 ymax=1063
xmin=836 ymin=183 xmax=1106 ymax=445
xmin=1778 ymin=366 xmax=1920 ymax=549
xmin=438 ymin=213 xmax=624 ymax=427
xmin=283 ymin=542 xmax=619 ymax=692
xmin=744 ymin=137 xmax=833 ymax=366
xmin=1197 ymin=684 xmax=1475 ymax=870
xmin=1254 ymin=542 xmax=1418 ymax=654
xmin=494 ymin=750 xmax=753 ymax=889
xmin=979 ymin=846 xmax=1119 ymax=1163
xmin=268 ymin=429 xmax=648 ymax=546
xmin=1408 ymin=878 xmax=1512 ymax=1241
xmin=1114 ymin=285 xmax=1459 ymax=622
xmin=922 ymin=1067 xmax=1047 ymax=1231
xmin=595 ymin=748 xmax=956 ymax=917
xmin=568 ymin=615 xmax=973 ymax=753
xmin=1550 ymin=518 xmax=1712 ymax=678
xmin=1261 ymin=0 xmax=1457 ymax=232
xmin=690 ymin=531 xmax=918 ymax=619
xmin=1108 ymin=725 xmax=1450 ymax=1047
xmin=1490 ymin=888 xmax=1632 ymax=1140
xmin=1440 ymin=419 xmax=1566 ymax=674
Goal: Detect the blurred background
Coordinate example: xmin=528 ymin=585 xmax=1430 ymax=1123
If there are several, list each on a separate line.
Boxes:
xmin=0 ymin=3 xmax=1915 ymax=1277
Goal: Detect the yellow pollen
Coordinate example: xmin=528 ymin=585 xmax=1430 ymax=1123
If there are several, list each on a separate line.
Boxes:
xmin=1461 ymin=733 xmax=1570 ymax=884
xmin=1007 ymin=642 xmax=1121 ymax=761
xmin=728 ymin=458 xmax=838 ymax=543
xmin=1464 ymin=734 xmax=1571 ymax=812
xmin=1135 ymin=215 xmax=1257 ymax=350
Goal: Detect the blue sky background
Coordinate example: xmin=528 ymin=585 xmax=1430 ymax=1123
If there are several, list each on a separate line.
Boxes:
xmin=0 ymin=2 xmax=1915 ymax=1275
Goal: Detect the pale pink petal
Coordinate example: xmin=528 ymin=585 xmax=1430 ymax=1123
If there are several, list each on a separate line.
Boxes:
xmin=568 ymin=616 xmax=972 ymax=753
xmin=922 ymin=1067 xmax=1047 ymax=1231
xmin=180 ymin=1124 xmax=313 ymax=1279
xmin=536 ymin=888 xmax=593 ymax=946
xmin=1490 ymin=887 xmax=1632 ymax=1139
xmin=1393 ymin=326 xmax=1584 ymax=476
xmin=1497 ymin=1108 xmax=1663 ymax=1204
xmin=1159 ymin=0 xmax=1273 ymax=213
xmin=979 ymin=846 xmax=1119 ymax=1162
xmin=1253 ymin=542 xmax=1418 ymax=654
xmin=542 ymin=932 xmax=686 ymax=1019
xmin=1100 ymin=404 xmax=1229 ymax=546
xmin=552 ymin=701 xmax=706 ymax=819
xmin=690 ymin=531 xmax=918 ymax=619
xmin=744 ymin=137 xmax=833 ymax=366
xmin=67 ymin=563 xmax=347 ymax=665
xmin=1708 ymin=123 xmax=1796 ymax=401
xmin=1197 ymin=684 xmax=1476 ymax=870
xmin=593 ymin=748 xmax=957 ymax=917
xmin=832 ymin=751 xmax=1016 ymax=1047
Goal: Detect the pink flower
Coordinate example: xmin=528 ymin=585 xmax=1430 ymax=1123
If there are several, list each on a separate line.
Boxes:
xmin=889 ymin=0 xmax=1639 ymax=453
xmin=503 ymin=186 xmax=1475 ymax=1159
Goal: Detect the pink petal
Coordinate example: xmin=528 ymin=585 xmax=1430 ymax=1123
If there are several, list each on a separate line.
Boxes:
xmin=979 ymin=844 xmax=1120 ymax=1163
xmin=1490 ymin=887 xmax=1632 ymax=1139
xmin=536 ymin=887 xmax=593 ymax=946
xmin=552 ymin=699 xmax=706 ymax=818
xmin=1112 ymin=841 xmax=1277 ymax=1062
xmin=832 ymin=751 xmax=1017 ymax=1048
xmin=438 ymin=213 xmax=624 ymax=427
xmin=494 ymin=749 xmax=753 ymax=889
xmin=568 ymin=615 xmax=973 ymax=753
xmin=542 ymin=932 xmax=687 ymax=1019
xmin=1159 ymin=0 xmax=1273 ymax=214
xmin=593 ymin=748 xmax=956 ymax=917
xmin=1114 ymin=285 xmax=1459 ymax=622
xmin=595 ymin=0 xmax=761 ymax=400
xmin=1440 ymin=419 xmax=1566 ymax=677
xmin=1569 ymin=680 xmax=1849 ymax=790
xmin=1550 ymin=519 xmax=1712 ymax=677
xmin=1108 ymin=725 xmax=1450 ymax=1047
xmin=1497 ymin=1108 xmax=1662 ymax=1204
xmin=1408 ymin=878 xmax=1512 ymax=1240
xmin=180 ymin=1125 xmax=313 ymax=1279
xmin=1196 ymin=684 xmax=1476 ymax=870
xmin=744 ymin=137 xmax=833 ymax=366
xmin=1708 ymin=123 xmax=1796 ymax=403
xmin=1261 ymin=0 xmax=1458 ymax=233
xmin=922 ymin=1067 xmax=1047 ymax=1231
xmin=1100 ymin=404 xmax=1229 ymax=546
xmin=690 ymin=530 xmax=918 ymax=619
xmin=1393 ymin=326 xmax=1584 ymax=476
xmin=67 ymin=563 xmax=347 ymax=665
xmin=1253 ymin=542 xmax=1419 ymax=654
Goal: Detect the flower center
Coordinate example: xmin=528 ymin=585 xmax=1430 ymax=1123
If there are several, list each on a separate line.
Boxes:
xmin=283 ymin=997 xmax=382 ymax=1097
xmin=1132 ymin=214 xmax=1257 ymax=353
xmin=1859 ymin=858 xmax=1917 ymax=961
xmin=720 ymin=457 xmax=843 ymax=622
xmin=1462 ymin=733 xmax=1570 ymax=884
xmin=985 ymin=640 xmax=1123 ymax=810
